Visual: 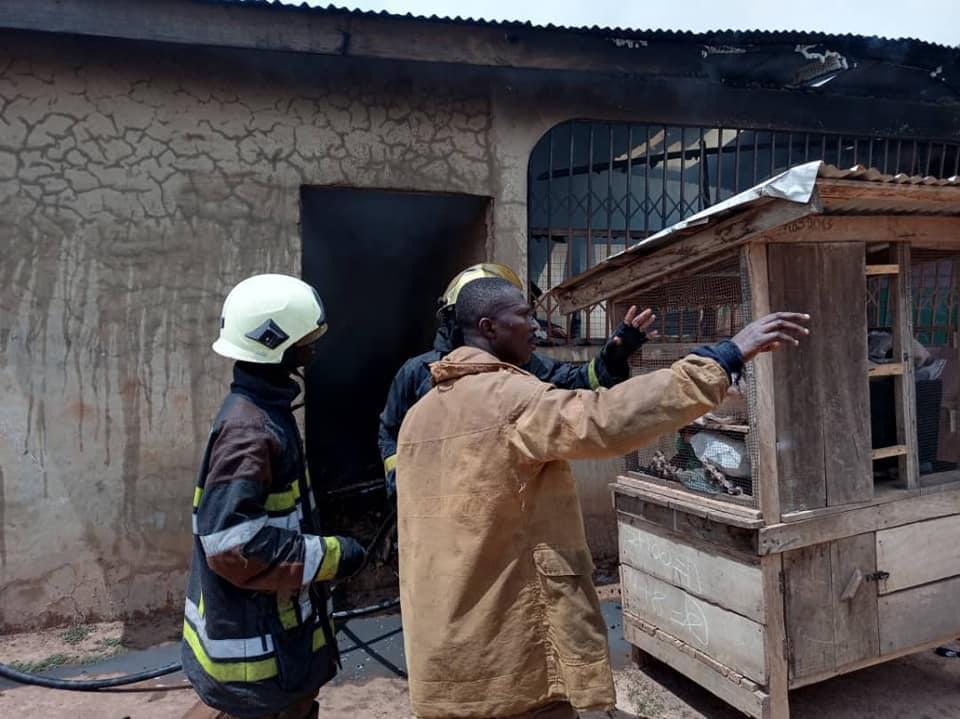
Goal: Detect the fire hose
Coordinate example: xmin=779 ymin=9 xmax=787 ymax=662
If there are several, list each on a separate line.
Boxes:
xmin=0 ymin=504 xmax=400 ymax=692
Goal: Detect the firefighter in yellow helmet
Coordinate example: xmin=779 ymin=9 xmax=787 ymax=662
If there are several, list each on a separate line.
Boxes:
xmin=377 ymin=263 xmax=653 ymax=493
xmin=182 ymin=274 xmax=366 ymax=719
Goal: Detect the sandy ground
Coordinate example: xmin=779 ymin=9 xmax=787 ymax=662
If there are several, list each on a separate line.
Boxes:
xmin=2 ymin=602 xmax=959 ymax=719
xmin=2 ymin=650 xmax=960 ymax=719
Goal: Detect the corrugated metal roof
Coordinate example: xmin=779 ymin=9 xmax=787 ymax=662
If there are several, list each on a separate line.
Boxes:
xmin=220 ymin=1 xmax=957 ymax=51
xmin=818 ymin=163 xmax=960 ymax=186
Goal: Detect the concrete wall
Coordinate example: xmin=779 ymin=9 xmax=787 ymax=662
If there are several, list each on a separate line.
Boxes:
xmin=0 ymin=29 xmax=630 ymax=630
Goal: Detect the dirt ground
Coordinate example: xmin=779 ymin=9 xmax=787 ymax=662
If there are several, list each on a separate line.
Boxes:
xmin=1 ymin=612 xmax=959 ymax=719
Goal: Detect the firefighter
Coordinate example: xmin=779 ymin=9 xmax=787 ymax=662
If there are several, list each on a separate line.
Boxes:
xmin=182 ymin=274 xmax=366 ymax=719
xmin=378 ymin=263 xmax=653 ymax=492
xmin=396 ymin=278 xmax=810 ymax=718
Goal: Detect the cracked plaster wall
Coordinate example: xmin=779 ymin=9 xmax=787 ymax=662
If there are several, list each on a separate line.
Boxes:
xmin=0 ymin=33 xmax=518 ymax=631
xmin=0 ymin=30 xmax=625 ymax=630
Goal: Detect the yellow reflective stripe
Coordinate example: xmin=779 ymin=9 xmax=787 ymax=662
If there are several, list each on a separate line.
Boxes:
xmin=587 ymin=358 xmax=601 ymax=390
xmin=277 ymin=596 xmax=298 ymax=630
xmin=198 ymin=593 xmax=205 ymax=618
xmin=183 ymin=620 xmax=278 ymax=683
xmin=315 ymin=536 xmax=341 ymax=582
xmin=265 ymin=483 xmax=300 ymax=512
xmin=312 ymin=626 xmax=327 ymax=651
xmin=383 ymin=454 xmax=397 ymax=474
xmin=193 ymin=487 xmax=203 ymax=509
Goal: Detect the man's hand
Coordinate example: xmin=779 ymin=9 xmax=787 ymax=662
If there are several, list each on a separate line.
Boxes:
xmin=335 ymin=536 xmax=366 ymax=578
xmin=601 ymin=306 xmax=659 ymax=374
xmin=731 ymin=312 xmax=811 ymax=362
xmin=610 ymin=306 xmax=659 ymax=347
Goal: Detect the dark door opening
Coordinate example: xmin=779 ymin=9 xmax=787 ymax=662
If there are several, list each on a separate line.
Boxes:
xmin=300 ymin=187 xmax=489 ymax=523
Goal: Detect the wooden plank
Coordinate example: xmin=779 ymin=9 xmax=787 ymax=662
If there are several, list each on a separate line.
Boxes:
xmin=816 ymin=179 xmax=960 ymax=214
xmin=617 ymin=475 xmax=763 ymax=525
xmin=790 ymin=635 xmax=956 ymax=689
xmin=767 ymin=244 xmax=827 ymax=511
xmin=745 ymin=242 xmax=782 ymax=524
xmin=760 ymin=554 xmax=790 ymax=719
xmin=872 ymin=445 xmax=907 ymax=460
xmin=623 ymin=618 xmax=767 ymax=719
xmin=555 ymin=199 xmax=819 ymax=314
xmin=782 ymin=543 xmax=835 ymax=679
xmin=780 ymin=489 xmax=906 ymax=524
xmin=620 ymin=472 xmax=760 ymax=513
xmin=876 ymin=514 xmax=960 ymax=593
xmin=758 ymin=489 xmax=960 ymax=555
xmin=615 ymin=494 xmax=760 ymax=558
xmin=892 ymin=243 xmax=920 ymax=489
xmin=760 ymin=215 xmax=960 ymax=247
xmin=868 ymin=362 xmax=905 ymax=378
xmin=621 ymin=564 xmax=768 ymax=683
xmin=819 ymin=243 xmax=873 ymax=506
xmin=618 ymin=518 xmax=764 ymax=622
xmin=865 ymin=264 xmax=900 ymax=276
xmin=878 ymin=575 xmax=960 ymax=653
xmin=830 ymin=534 xmax=880 ymax=668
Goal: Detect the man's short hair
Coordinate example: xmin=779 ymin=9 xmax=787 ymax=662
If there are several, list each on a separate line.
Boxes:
xmin=455 ymin=277 xmax=522 ymax=332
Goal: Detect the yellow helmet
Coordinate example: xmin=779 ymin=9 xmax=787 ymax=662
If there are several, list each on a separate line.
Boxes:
xmin=213 ymin=274 xmax=327 ymax=364
xmin=439 ymin=263 xmax=523 ymax=310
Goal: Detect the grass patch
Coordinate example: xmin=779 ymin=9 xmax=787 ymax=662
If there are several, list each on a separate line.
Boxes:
xmin=8 ymin=653 xmax=72 ymax=674
xmin=97 ymin=637 xmax=125 ymax=648
xmin=60 ymin=623 xmax=93 ymax=645
xmin=624 ymin=680 xmax=666 ymax=719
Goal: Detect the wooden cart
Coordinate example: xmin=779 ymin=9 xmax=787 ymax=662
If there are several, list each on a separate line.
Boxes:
xmin=552 ymin=162 xmax=960 ymax=718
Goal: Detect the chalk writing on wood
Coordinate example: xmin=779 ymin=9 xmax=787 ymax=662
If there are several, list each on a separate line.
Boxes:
xmin=626 ymin=566 xmax=710 ymax=646
xmin=622 ymin=523 xmax=704 ymax=594
xmin=621 ymin=565 xmax=768 ymax=683
xmin=618 ymin=519 xmax=764 ymax=622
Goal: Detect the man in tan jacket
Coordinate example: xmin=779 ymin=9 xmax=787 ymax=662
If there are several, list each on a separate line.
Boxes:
xmin=396 ymin=278 xmax=809 ymax=719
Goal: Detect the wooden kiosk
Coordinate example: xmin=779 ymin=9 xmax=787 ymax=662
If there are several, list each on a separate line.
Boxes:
xmin=551 ymin=162 xmax=960 ymax=718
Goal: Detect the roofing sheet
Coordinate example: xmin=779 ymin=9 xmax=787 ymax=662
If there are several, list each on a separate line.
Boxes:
xmin=220 ymin=1 xmax=956 ymax=51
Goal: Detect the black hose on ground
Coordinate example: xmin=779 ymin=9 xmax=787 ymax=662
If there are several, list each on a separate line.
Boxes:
xmin=0 ymin=598 xmax=402 ymax=691
xmin=0 ymin=660 xmax=185 ymax=691
xmin=1 ymin=497 xmax=400 ymax=692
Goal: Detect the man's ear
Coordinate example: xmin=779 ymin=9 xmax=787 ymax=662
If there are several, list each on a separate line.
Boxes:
xmin=478 ymin=317 xmax=495 ymax=339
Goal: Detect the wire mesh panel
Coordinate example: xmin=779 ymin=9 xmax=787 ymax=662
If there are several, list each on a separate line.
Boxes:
xmin=529 ymin=120 xmax=960 ymax=347
xmin=619 ymin=252 xmax=757 ymax=504
xmin=867 ymin=248 xmax=960 ymax=483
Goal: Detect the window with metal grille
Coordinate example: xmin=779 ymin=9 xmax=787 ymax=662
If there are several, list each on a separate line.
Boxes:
xmin=528 ymin=122 xmax=960 ymax=345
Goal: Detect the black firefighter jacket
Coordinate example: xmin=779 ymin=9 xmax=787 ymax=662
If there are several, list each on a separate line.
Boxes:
xmin=182 ymin=363 xmax=348 ymax=718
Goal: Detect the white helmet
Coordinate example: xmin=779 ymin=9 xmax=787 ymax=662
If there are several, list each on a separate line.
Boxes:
xmin=213 ymin=274 xmax=327 ymax=364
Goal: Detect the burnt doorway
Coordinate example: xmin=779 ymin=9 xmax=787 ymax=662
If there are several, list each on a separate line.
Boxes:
xmin=300 ymin=187 xmax=489 ymax=516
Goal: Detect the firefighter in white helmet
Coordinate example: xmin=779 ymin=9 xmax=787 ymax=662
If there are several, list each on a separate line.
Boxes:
xmin=377 ymin=263 xmax=654 ymax=493
xmin=182 ymin=274 xmax=365 ymax=719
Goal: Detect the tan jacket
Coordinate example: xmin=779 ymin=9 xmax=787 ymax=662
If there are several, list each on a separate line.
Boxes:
xmin=396 ymin=346 xmax=730 ymax=718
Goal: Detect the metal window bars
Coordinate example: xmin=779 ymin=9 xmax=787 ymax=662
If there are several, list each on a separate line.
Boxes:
xmin=529 ymin=122 xmax=960 ymax=346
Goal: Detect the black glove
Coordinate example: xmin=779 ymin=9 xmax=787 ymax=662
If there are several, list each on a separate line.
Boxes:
xmin=334 ymin=536 xmax=366 ymax=578
xmin=600 ymin=322 xmax=648 ymax=378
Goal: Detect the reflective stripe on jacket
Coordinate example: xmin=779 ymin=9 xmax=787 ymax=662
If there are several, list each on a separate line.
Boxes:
xmin=182 ymin=363 xmax=341 ymax=719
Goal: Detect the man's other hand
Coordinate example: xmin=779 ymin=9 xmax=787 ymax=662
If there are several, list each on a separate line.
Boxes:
xmin=731 ymin=312 xmax=811 ymax=362
xmin=610 ymin=305 xmax=659 ymax=347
